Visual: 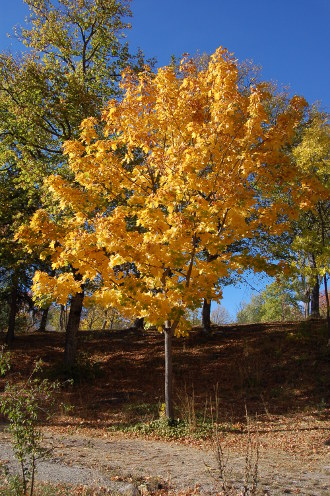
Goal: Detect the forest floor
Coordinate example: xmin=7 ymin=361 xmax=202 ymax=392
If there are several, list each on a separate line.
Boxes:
xmin=0 ymin=320 xmax=329 ymax=495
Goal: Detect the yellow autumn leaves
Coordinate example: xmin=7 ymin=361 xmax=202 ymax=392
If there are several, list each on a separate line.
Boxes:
xmin=17 ymin=46 xmax=320 ymax=335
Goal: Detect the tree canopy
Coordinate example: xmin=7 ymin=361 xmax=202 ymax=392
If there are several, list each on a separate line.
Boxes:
xmin=20 ymin=47 xmax=318 ymax=335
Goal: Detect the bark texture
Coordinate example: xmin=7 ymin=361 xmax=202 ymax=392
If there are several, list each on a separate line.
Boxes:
xmin=5 ymin=274 xmax=18 ymax=346
xmin=64 ymin=290 xmax=84 ymax=368
xmin=39 ymin=307 xmax=49 ymax=332
xmin=164 ymin=321 xmax=174 ymax=421
xmin=324 ymin=274 xmax=330 ymax=346
xmin=133 ymin=317 xmax=144 ymax=331
xmin=310 ymin=279 xmax=320 ymax=318
xmin=202 ymin=298 xmax=211 ymax=333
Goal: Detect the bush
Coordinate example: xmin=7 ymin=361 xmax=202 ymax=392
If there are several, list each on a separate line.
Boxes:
xmin=1 ymin=361 xmax=59 ymax=495
xmin=0 ymin=345 xmax=11 ymax=377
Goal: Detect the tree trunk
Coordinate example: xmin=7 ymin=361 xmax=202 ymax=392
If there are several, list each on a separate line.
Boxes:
xmin=60 ymin=304 xmax=67 ymax=332
xmin=202 ymin=298 xmax=211 ymax=333
xmin=304 ymin=288 xmax=310 ymax=319
xmin=109 ymin=314 xmax=115 ymax=330
xmin=310 ymin=278 xmax=320 ymax=318
xmin=102 ymin=309 xmax=108 ymax=331
xmin=64 ymin=290 xmax=84 ymax=368
xmin=324 ymin=274 xmax=330 ymax=346
xmin=164 ymin=320 xmax=174 ymax=421
xmin=309 ymin=254 xmax=320 ymax=319
xmin=304 ymin=301 xmax=309 ymax=319
xmin=5 ymin=275 xmax=18 ymax=346
xmin=39 ymin=307 xmax=49 ymax=332
xmin=302 ymin=272 xmax=310 ymax=319
xmin=133 ymin=317 xmax=144 ymax=331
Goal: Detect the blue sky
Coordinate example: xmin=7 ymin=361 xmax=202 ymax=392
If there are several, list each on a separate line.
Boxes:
xmin=127 ymin=0 xmax=330 ymax=111
xmin=1 ymin=0 xmax=329 ymax=318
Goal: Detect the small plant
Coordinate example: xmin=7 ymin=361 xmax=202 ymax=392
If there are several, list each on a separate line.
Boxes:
xmin=124 ymin=402 xmax=159 ymax=421
xmin=0 ymin=345 xmax=11 ymax=377
xmin=0 ymin=361 xmax=59 ymax=496
xmin=60 ymin=402 xmax=75 ymax=416
xmin=177 ymin=386 xmax=197 ymax=433
xmin=1 ymin=472 xmax=26 ymax=496
xmin=109 ymin=416 xmax=216 ymax=440
xmin=242 ymin=414 xmax=259 ymax=496
xmin=212 ymin=412 xmax=260 ymax=495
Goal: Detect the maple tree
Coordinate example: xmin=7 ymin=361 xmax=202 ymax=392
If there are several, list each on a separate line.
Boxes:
xmin=20 ymin=47 xmax=324 ymax=418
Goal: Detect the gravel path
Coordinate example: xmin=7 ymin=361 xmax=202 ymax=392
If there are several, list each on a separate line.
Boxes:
xmin=0 ymin=429 xmax=329 ymax=495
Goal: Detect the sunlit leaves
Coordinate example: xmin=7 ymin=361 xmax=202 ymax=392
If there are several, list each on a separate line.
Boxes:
xmin=22 ymin=47 xmax=323 ymax=334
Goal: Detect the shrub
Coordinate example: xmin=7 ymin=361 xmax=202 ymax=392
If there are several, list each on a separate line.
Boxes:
xmin=1 ymin=361 xmax=59 ymax=495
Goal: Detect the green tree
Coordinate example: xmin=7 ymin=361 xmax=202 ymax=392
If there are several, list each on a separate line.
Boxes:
xmin=236 ymin=278 xmax=303 ymax=324
xmin=261 ymin=278 xmax=303 ymax=322
xmin=0 ymin=0 xmax=143 ymax=360
xmin=0 ymin=165 xmax=37 ymax=344
xmin=236 ymin=294 xmax=265 ymax=324
xmin=292 ymin=111 xmax=329 ymax=331
xmin=1 ymin=362 xmax=59 ymax=495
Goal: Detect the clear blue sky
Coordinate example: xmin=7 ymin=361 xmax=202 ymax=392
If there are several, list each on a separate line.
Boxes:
xmin=1 ymin=0 xmax=329 ymax=318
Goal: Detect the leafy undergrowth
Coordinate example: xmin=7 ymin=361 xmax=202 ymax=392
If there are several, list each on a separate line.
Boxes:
xmin=0 ymin=320 xmax=329 ymax=440
xmin=108 ymin=417 xmax=216 ymax=440
xmin=0 ymin=479 xmax=119 ymax=495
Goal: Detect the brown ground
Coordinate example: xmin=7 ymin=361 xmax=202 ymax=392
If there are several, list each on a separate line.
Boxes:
xmin=0 ymin=320 xmax=329 ymax=494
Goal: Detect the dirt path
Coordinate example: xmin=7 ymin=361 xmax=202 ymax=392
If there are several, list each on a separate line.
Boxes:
xmin=0 ymin=427 xmax=329 ymax=495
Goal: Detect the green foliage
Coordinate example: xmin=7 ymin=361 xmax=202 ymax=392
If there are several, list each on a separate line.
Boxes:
xmin=44 ymin=351 xmax=102 ymax=383
xmin=0 ymin=345 xmax=11 ymax=377
xmin=0 ymin=0 xmax=135 ymax=187
xmin=261 ymin=278 xmax=303 ymax=322
xmin=289 ymin=110 xmax=329 ymax=316
xmin=236 ymin=294 xmax=265 ymax=324
xmin=0 ymin=473 xmax=26 ymax=496
xmin=0 ymin=302 xmax=9 ymax=332
xmin=124 ymin=402 xmax=159 ymax=418
xmin=0 ymin=362 xmax=59 ymax=495
xmin=186 ymin=308 xmax=201 ymax=327
xmin=0 ymin=0 xmax=146 ymax=342
xmin=109 ymin=398 xmax=239 ymax=440
xmin=109 ymin=416 xmax=216 ymax=440
xmin=236 ymin=277 xmax=304 ymax=323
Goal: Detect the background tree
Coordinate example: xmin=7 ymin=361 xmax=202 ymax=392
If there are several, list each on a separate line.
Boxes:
xmin=236 ymin=294 xmax=265 ymax=324
xmin=0 ymin=162 xmax=38 ymax=343
xmin=236 ymin=277 xmax=304 ymax=324
xmin=211 ymin=305 xmax=232 ymax=325
xmin=292 ymin=111 xmax=329 ymax=328
xmin=0 ymin=0 xmax=145 ymax=356
xmin=80 ymin=302 xmax=131 ymax=331
xmin=261 ymin=278 xmax=304 ymax=322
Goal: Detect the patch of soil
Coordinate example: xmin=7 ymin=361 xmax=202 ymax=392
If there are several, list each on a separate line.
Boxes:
xmin=0 ymin=424 xmax=329 ymax=495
